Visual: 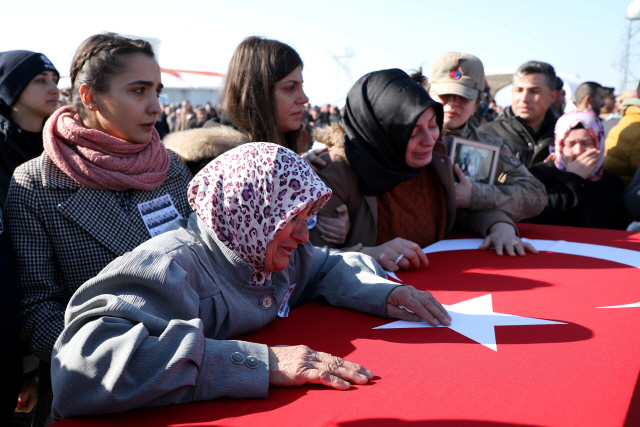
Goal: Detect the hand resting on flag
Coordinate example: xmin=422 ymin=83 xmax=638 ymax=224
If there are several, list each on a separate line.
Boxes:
xmin=268 ymin=345 xmax=373 ymax=390
xmin=386 ymin=285 xmax=451 ymax=326
xmin=267 ymin=284 xmax=451 ymax=391
xmin=480 ymin=222 xmax=538 ymax=256
xmin=362 ymin=238 xmax=429 ymax=272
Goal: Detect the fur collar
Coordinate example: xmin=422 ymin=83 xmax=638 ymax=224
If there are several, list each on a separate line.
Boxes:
xmin=163 ymin=125 xmax=249 ymax=164
xmin=312 ymin=123 xmax=344 ymax=149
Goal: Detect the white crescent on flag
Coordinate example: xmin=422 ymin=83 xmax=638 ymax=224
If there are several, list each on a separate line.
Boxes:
xmin=385 ymin=238 xmax=640 ymax=308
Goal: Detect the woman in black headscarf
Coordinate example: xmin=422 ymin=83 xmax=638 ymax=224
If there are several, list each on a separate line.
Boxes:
xmin=309 ymin=69 xmax=535 ymax=272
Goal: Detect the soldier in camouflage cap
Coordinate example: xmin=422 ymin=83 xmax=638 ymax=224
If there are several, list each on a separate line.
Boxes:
xmin=430 ymin=52 xmax=485 ymax=102
xmin=428 ymin=52 xmax=547 ymax=222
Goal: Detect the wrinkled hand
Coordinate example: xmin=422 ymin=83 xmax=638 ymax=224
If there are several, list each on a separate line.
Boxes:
xmin=565 ymin=148 xmax=601 ymax=179
xmin=386 ymin=285 xmax=451 ymax=326
xmin=453 ymin=164 xmax=473 ymax=208
xmin=268 ymin=345 xmax=372 ymax=390
xmin=316 ymin=205 xmax=350 ymax=244
xmin=302 ymin=147 xmax=328 ymax=173
xmin=479 ymin=222 xmax=538 ymax=256
xmin=15 ymin=376 xmax=37 ymax=413
xmin=361 ymin=238 xmax=429 ymax=272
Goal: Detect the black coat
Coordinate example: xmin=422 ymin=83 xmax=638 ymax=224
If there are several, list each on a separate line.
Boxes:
xmin=0 ymin=112 xmax=45 ymax=209
xmin=528 ymin=161 xmax=627 ymax=230
xmin=0 ymin=112 xmax=44 ymax=422
xmin=154 ymin=112 xmax=170 ymax=139
xmin=479 ymin=107 xmax=557 ymax=168
xmin=0 ymin=205 xmax=21 ymax=424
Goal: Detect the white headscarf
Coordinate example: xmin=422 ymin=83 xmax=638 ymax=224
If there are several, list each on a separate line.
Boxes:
xmin=549 ymin=109 xmax=605 ymax=181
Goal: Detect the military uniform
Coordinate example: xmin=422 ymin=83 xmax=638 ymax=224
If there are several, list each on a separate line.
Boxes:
xmin=444 ymin=123 xmax=547 ymax=221
xmin=427 ymin=52 xmax=547 ymax=222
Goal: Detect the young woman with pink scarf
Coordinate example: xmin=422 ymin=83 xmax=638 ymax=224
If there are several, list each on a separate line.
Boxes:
xmin=5 ymin=33 xmax=193 ymax=427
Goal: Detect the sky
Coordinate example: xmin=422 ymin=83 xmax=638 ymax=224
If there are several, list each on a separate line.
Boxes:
xmin=3 ymin=0 xmax=639 ymax=106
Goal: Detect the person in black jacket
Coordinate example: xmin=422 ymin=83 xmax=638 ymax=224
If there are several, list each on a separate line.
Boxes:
xmin=0 ymin=205 xmax=21 ymax=426
xmin=479 ymin=61 xmax=558 ymax=167
xmin=0 ymin=50 xmax=60 ymax=209
xmin=0 ymin=50 xmax=59 ymax=426
xmin=528 ymin=109 xmax=626 ymax=229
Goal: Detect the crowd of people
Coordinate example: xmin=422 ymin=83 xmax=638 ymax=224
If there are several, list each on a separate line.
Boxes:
xmin=1 ymin=31 xmax=640 ymax=427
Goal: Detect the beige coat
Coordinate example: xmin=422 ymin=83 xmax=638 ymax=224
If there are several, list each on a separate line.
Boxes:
xmin=163 ymin=125 xmax=249 ymax=174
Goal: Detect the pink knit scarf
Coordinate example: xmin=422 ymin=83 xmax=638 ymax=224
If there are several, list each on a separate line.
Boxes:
xmin=43 ymin=106 xmax=170 ymax=191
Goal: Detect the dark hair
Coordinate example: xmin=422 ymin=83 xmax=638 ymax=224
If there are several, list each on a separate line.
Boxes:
xmin=67 ymin=32 xmax=155 ymax=120
xmin=409 ymin=67 xmax=428 ymax=88
xmin=555 ymin=77 xmax=564 ymax=91
xmin=223 ymin=36 xmax=303 ymax=151
xmin=574 ymin=81 xmax=603 ymax=105
xmin=515 ymin=61 xmax=557 ymax=91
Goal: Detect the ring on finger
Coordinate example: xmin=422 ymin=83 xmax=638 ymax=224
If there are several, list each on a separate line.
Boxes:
xmin=511 ymin=240 xmax=518 ymax=246
xmin=394 ymin=254 xmax=405 ymax=265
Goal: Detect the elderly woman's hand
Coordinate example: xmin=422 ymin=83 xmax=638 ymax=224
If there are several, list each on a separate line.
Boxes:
xmin=315 ymin=204 xmax=350 ymax=245
xmin=361 ymin=238 xmax=428 ymax=272
xmin=565 ymin=148 xmax=601 ymax=179
xmin=386 ymin=285 xmax=451 ymax=326
xmin=268 ymin=345 xmax=373 ymax=390
xmin=479 ymin=222 xmax=538 ymax=256
xmin=453 ymin=164 xmax=473 ymax=209
xmin=302 ymin=147 xmax=328 ymax=173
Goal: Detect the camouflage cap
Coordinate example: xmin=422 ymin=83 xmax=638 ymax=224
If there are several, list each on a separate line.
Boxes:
xmin=429 ymin=52 xmax=485 ymax=101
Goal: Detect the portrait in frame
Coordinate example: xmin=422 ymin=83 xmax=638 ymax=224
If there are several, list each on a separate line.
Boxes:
xmin=449 ymin=136 xmax=500 ymax=185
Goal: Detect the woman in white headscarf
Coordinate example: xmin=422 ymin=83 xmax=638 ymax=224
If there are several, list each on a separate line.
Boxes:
xmin=528 ymin=109 xmax=626 ymax=229
xmin=50 ymin=142 xmax=450 ymax=422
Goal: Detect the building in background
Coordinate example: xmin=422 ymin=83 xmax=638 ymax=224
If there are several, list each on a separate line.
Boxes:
xmin=58 ymin=68 xmax=224 ymax=107
xmin=159 ymin=68 xmax=224 ymax=106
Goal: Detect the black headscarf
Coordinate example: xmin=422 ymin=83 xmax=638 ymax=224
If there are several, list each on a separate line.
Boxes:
xmin=342 ymin=69 xmax=443 ymax=196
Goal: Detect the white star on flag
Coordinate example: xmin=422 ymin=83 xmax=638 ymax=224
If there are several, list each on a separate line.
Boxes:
xmin=375 ymin=294 xmax=566 ymax=351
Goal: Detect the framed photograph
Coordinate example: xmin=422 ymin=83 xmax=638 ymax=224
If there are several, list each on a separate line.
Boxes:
xmin=449 ymin=136 xmax=500 ymax=185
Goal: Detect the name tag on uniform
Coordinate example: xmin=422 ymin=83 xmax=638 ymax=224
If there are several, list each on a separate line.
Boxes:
xmin=278 ymin=283 xmax=297 ymax=318
xmin=138 ymin=194 xmax=183 ymax=237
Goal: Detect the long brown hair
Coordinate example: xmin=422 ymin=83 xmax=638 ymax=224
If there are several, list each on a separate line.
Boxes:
xmin=67 ymin=32 xmax=155 ymax=120
xmin=223 ymin=36 xmax=303 ymax=151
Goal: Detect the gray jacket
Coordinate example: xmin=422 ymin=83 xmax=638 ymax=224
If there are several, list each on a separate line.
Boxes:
xmin=51 ymin=213 xmax=398 ymax=420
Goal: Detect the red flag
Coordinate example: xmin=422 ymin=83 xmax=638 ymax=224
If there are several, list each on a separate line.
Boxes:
xmin=54 ymin=224 xmax=640 ymax=427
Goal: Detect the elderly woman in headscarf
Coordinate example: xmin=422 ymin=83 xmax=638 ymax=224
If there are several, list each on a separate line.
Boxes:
xmin=309 ymin=69 xmax=534 ymax=272
xmin=49 ymin=142 xmax=450 ymax=421
xmin=528 ymin=109 xmax=626 ymax=229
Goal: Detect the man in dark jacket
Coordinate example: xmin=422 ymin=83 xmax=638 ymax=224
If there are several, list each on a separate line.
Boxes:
xmin=480 ymin=61 xmax=558 ymax=167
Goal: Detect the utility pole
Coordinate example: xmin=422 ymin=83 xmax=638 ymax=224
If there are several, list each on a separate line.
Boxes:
xmin=332 ymin=46 xmax=354 ymax=105
xmin=622 ymin=0 xmax=640 ymax=92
